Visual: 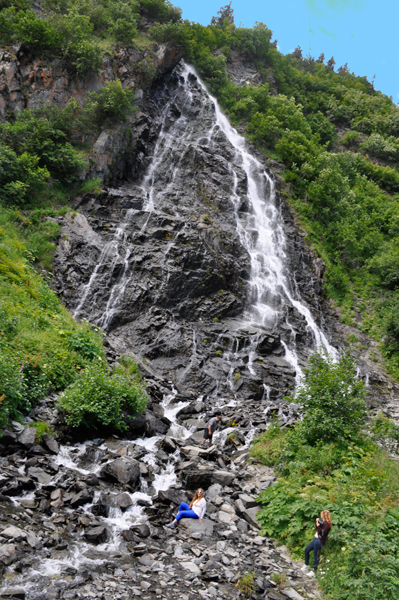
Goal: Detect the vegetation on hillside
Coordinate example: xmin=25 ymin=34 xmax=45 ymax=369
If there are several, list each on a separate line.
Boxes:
xmin=151 ymin=6 xmax=399 ymax=378
xmin=0 ymin=207 xmax=147 ymax=430
xmin=252 ymin=352 xmax=399 ymax=600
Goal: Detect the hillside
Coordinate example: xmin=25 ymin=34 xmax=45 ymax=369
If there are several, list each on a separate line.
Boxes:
xmin=1 ymin=2 xmax=399 ymax=600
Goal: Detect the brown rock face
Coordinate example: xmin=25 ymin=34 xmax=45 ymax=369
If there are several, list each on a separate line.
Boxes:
xmin=0 ymin=43 xmax=182 ymax=182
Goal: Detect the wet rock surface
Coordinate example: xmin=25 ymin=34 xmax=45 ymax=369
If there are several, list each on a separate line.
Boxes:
xmin=0 ymin=410 xmax=323 ymax=600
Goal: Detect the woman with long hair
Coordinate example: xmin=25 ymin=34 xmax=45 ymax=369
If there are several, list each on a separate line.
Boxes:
xmin=168 ymin=488 xmax=206 ymax=528
xmin=301 ymin=510 xmax=332 ymax=576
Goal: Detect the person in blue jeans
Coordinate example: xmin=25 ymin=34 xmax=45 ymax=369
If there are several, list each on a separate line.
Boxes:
xmin=168 ymin=488 xmax=207 ymax=527
xmin=301 ymin=510 xmax=332 ymax=576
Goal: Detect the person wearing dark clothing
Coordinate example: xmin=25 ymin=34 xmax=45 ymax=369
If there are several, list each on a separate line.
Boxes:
xmin=301 ymin=510 xmax=332 ymax=575
xmin=201 ymin=416 xmax=221 ymax=446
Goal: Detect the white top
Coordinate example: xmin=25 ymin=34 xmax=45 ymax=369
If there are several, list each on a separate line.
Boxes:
xmin=192 ymin=497 xmax=207 ymax=519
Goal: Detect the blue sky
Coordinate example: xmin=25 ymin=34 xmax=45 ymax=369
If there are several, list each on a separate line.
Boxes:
xmin=176 ymin=0 xmax=399 ymax=102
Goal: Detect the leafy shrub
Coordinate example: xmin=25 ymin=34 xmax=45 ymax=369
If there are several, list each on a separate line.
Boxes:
xmin=0 ymin=352 xmax=24 ymax=429
xmin=235 ymin=573 xmax=255 ymax=597
xmin=29 ymin=420 xmax=54 ymax=442
xmin=59 ymin=361 xmax=147 ymax=430
xmin=13 ymin=9 xmax=61 ymax=53
xmin=362 ymin=132 xmax=399 ymax=162
xmin=138 ymin=0 xmax=181 ymax=23
xmin=291 ymin=351 xmax=367 ymax=444
xmin=82 ymin=80 xmax=136 ymax=128
xmin=367 ymin=242 xmax=399 ymax=289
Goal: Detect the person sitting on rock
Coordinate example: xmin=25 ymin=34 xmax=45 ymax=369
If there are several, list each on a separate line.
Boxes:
xmin=201 ymin=416 xmax=221 ymax=446
xmin=301 ymin=510 xmax=332 ymax=576
xmin=168 ymin=488 xmax=206 ymax=527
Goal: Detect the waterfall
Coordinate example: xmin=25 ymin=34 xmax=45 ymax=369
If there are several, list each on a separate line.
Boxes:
xmin=72 ymin=61 xmax=336 ymax=381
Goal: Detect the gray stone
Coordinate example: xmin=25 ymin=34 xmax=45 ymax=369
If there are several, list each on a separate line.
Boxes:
xmin=282 ymin=590 xmax=306 ymax=600
xmin=0 ymin=544 xmax=17 ymax=565
xmin=27 ymin=467 xmax=52 ymax=485
xmin=70 ymin=489 xmax=93 ymax=508
xmin=42 ymin=433 xmax=59 ymax=454
xmin=1 ymin=526 xmax=26 ymax=541
xmin=180 ymin=517 xmax=214 ymax=537
xmin=85 ymin=526 xmax=108 ymax=544
xmin=205 ymin=484 xmax=223 ymax=501
xmin=139 ymin=554 xmax=154 ymax=567
xmin=180 ymin=562 xmax=201 ymax=576
xmin=0 ymin=588 xmax=25 ymax=599
xmin=100 ymin=458 xmax=140 ymax=487
xmin=238 ymin=493 xmax=260 ymax=509
xmin=115 ymin=492 xmax=133 ymax=509
xmin=130 ymin=523 xmax=150 ymax=538
xmin=18 ymin=427 xmax=36 ymax=448
xmin=211 ymin=470 xmax=235 ymax=487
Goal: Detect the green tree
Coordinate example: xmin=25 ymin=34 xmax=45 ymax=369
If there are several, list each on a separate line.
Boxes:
xmin=291 ymin=351 xmax=367 ymax=444
xmin=210 ymin=2 xmax=234 ymax=28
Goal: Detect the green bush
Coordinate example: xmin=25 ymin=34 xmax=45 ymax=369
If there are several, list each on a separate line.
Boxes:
xmin=82 ymin=80 xmax=136 ymax=128
xmin=59 ymin=361 xmax=147 ymax=430
xmin=138 ymin=0 xmax=181 ymax=23
xmin=291 ymin=351 xmax=367 ymax=444
xmin=253 ymin=352 xmax=399 ymax=600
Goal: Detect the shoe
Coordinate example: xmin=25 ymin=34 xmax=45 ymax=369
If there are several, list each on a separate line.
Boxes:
xmin=301 ymin=565 xmax=309 ymax=573
xmin=167 ymin=522 xmax=175 ymax=528
xmin=306 ymin=571 xmax=315 ymax=578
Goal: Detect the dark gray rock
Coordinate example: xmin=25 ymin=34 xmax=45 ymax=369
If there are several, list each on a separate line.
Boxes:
xmin=70 ymin=489 xmax=94 ymax=508
xmin=42 ymin=434 xmax=59 ymax=454
xmin=100 ymin=458 xmax=140 ymax=487
xmin=130 ymin=523 xmax=150 ymax=538
xmin=17 ymin=427 xmax=36 ymax=449
xmin=115 ymin=492 xmax=133 ymax=510
xmin=85 ymin=526 xmax=108 ymax=544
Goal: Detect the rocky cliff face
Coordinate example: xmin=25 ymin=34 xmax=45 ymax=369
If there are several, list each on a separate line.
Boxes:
xmin=51 ymin=64 xmax=339 ymax=413
xmin=0 ymin=43 xmax=182 ymax=181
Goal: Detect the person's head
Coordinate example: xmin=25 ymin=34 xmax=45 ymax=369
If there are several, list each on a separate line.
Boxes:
xmin=190 ymin=488 xmax=205 ymax=508
xmin=320 ymin=510 xmax=332 ymax=527
xmin=215 ymin=416 xmax=221 ymax=422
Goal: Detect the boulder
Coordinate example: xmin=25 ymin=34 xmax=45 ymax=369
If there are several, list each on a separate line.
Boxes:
xmin=42 ymin=434 xmax=59 ymax=454
xmin=70 ymin=489 xmax=94 ymax=508
xmin=115 ymin=492 xmax=133 ymax=510
xmin=210 ymin=471 xmax=235 ymax=487
xmin=130 ymin=523 xmax=150 ymax=538
xmin=160 ymin=437 xmax=177 ymax=453
xmin=157 ymin=489 xmax=188 ymax=505
xmin=0 ymin=587 xmax=25 ymax=599
xmin=0 ymin=545 xmax=17 ymax=565
xmin=238 ymin=493 xmax=260 ymax=509
xmin=17 ymin=427 xmax=36 ymax=449
xmin=1 ymin=526 xmax=27 ymax=541
xmin=180 ymin=562 xmax=201 ymax=576
xmin=27 ymin=467 xmax=52 ymax=485
xmin=100 ymin=458 xmax=140 ymax=487
xmin=180 ymin=517 xmax=214 ymax=537
xmin=85 ymin=526 xmax=108 ymax=544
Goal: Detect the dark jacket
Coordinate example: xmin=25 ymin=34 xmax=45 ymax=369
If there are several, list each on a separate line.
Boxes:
xmin=316 ymin=520 xmax=331 ymax=545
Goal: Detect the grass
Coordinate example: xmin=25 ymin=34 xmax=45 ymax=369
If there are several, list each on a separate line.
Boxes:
xmin=29 ymin=420 xmax=55 ymax=442
xmin=235 ymin=572 xmax=255 ymax=597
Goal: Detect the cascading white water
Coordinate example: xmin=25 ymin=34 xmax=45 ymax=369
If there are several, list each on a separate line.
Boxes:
xmin=72 ymin=61 xmax=336 ymax=379
xmin=182 ymin=64 xmax=337 ymax=373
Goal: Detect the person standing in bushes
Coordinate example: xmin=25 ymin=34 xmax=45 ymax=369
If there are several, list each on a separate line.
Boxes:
xmin=301 ymin=510 xmax=332 ymax=576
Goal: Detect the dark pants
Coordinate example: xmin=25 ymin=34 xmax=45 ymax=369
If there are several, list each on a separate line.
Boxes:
xmin=305 ymin=538 xmax=324 ymax=570
xmin=203 ymin=429 xmax=212 ymax=440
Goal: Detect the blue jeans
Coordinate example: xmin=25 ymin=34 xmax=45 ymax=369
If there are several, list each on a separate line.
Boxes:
xmin=305 ymin=538 xmax=324 ymax=570
xmin=175 ymin=502 xmax=199 ymax=522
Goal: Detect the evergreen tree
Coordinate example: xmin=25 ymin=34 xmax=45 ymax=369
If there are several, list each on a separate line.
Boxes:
xmin=291 ymin=45 xmax=303 ymax=60
xmin=210 ymin=2 xmax=234 ymax=28
xmin=338 ymin=62 xmax=349 ymax=75
xmin=326 ymin=56 xmax=336 ymax=71
xmin=316 ymin=52 xmax=325 ymax=63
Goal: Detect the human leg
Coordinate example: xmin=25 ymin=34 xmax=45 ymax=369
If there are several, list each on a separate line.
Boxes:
xmin=175 ymin=509 xmax=199 ymax=522
xmin=304 ymin=540 xmax=315 ymax=567
xmin=313 ymin=539 xmax=323 ymax=570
